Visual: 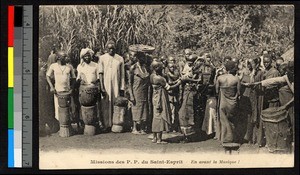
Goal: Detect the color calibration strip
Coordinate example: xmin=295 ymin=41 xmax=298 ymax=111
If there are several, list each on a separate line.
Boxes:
xmin=8 ymin=5 xmax=33 ymax=168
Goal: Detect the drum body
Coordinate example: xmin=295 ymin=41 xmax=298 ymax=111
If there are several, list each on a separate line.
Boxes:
xmin=111 ymin=106 xmax=125 ymax=133
xmin=262 ymin=107 xmax=292 ymax=153
xmin=58 ymin=106 xmax=71 ymax=125
xmin=264 ymin=120 xmax=292 ymax=153
xmin=81 ymin=105 xmax=98 ymax=135
xmin=56 ymin=91 xmax=71 ymax=108
xmin=79 ymin=84 xmax=98 ymax=106
xmin=58 ymin=106 xmax=72 ymax=137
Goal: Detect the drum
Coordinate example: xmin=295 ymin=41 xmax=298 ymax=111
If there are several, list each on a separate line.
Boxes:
xmin=58 ymin=106 xmax=71 ymax=125
xmin=56 ymin=91 xmax=71 ymax=108
xmin=79 ymin=84 xmax=99 ymax=106
xmin=58 ymin=106 xmax=72 ymax=137
xmin=261 ymin=107 xmax=292 ymax=153
xmin=81 ymin=105 xmax=98 ymax=136
xmin=112 ymin=106 xmax=125 ymax=133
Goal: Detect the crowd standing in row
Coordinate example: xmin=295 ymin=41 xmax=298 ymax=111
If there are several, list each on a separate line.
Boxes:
xmin=39 ymin=41 xmax=294 ymax=151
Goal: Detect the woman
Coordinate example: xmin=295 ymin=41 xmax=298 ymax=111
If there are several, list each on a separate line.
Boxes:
xmin=178 ymin=54 xmax=202 ymax=142
xmin=150 ymin=60 xmax=181 ymax=144
xmin=129 ymin=52 xmax=150 ymax=134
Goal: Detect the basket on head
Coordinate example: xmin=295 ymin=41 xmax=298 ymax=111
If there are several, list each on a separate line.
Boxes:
xmin=129 ymin=44 xmax=155 ymax=54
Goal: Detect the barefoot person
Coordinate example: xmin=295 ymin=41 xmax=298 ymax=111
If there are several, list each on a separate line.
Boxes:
xmin=216 ymin=61 xmax=240 ymax=143
xmin=46 ymin=51 xmax=76 ymax=121
xmin=98 ymin=41 xmax=125 ymax=131
xmin=150 ymin=60 xmax=181 ymax=144
xmin=129 ymin=52 xmax=150 ymax=135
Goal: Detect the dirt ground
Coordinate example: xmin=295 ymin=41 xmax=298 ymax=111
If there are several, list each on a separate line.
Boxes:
xmin=39 ymin=127 xmax=295 ymax=169
xmin=39 ymin=128 xmax=285 ymax=154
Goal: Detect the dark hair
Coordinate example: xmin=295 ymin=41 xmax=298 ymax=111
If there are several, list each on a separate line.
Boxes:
xmin=253 ymin=57 xmax=260 ymax=66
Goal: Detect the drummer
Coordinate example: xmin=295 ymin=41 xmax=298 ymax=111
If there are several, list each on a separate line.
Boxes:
xmin=76 ymin=48 xmax=98 ymax=85
xmin=76 ymin=48 xmax=102 ymax=128
xmin=46 ymin=51 xmax=76 ymax=121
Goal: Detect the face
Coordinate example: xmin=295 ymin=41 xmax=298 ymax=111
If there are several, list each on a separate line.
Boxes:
xmin=59 ymin=56 xmax=67 ymax=65
xmin=185 ymin=50 xmax=192 ymax=60
xmin=168 ymin=64 xmax=175 ymax=72
xmin=206 ymin=56 xmax=211 ymax=62
xmin=276 ymin=59 xmax=284 ymax=69
xmin=279 ymin=65 xmax=287 ymax=76
xmin=263 ymin=57 xmax=272 ymax=69
xmin=187 ymin=61 xmax=193 ymax=67
xmin=137 ymin=55 xmax=146 ymax=64
xmin=168 ymin=57 xmax=175 ymax=64
xmin=224 ymin=59 xmax=230 ymax=65
xmin=83 ymin=53 xmax=92 ymax=64
xmin=155 ymin=63 xmax=164 ymax=74
xmin=247 ymin=60 xmax=253 ymax=70
xmin=107 ymin=44 xmax=115 ymax=56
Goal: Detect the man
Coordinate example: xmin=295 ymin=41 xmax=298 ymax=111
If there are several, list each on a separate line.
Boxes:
xmin=275 ymin=57 xmax=284 ymax=71
xmin=260 ymin=50 xmax=269 ymax=70
xmin=216 ymin=61 xmax=240 ymax=143
xmin=47 ymin=44 xmax=58 ymax=69
xmin=46 ymin=51 xmax=76 ymax=121
xmin=98 ymin=41 xmax=125 ymax=131
xmin=77 ymin=48 xmax=98 ymax=84
xmin=263 ymin=56 xmax=280 ymax=107
xmin=249 ymin=61 xmax=294 ymax=145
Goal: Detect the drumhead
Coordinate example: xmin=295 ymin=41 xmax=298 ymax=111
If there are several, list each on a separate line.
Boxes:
xmin=56 ymin=91 xmax=71 ymax=96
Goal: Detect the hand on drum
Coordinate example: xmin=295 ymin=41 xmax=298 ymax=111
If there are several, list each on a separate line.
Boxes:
xmin=101 ymin=89 xmax=107 ymax=97
xmin=50 ymin=86 xmax=57 ymax=94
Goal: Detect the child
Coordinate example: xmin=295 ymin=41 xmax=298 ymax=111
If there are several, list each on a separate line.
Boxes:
xmin=166 ymin=62 xmax=181 ymax=132
xmin=150 ymin=60 xmax=181 ymax=144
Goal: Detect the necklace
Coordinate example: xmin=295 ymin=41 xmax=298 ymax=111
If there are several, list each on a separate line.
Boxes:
xmin=58 ymin=64 xmax=66 ymax=74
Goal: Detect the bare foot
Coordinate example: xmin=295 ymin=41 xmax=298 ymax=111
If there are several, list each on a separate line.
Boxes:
xmin=157 ymin=140 xmax=168 ymax=144
xmin=131 ymin=130 xmax=140 ymax=135
xmin=140 ymin=130 xmax=147 ymax=135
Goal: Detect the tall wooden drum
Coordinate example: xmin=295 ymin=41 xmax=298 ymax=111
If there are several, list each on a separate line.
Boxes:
xmin=81 ymin=105 xmax=98 ymax=135
xmin=56 ymin=91 xmax=71 ymax=108
xmin=79 ymin=84 xmax=98 ymax=107
xmin=58 ymin=106 xmax=72 ymax=137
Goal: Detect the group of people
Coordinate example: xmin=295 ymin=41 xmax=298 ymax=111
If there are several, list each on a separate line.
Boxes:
xmin=39 ymin=41 xmax=294 ymax=148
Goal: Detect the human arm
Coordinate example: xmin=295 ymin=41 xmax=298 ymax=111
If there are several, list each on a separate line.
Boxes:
xmin=119 ymin=58 xmax=125 ymax=96
xmin=128 ymin=65 xmax=136 ymax=103
xmin=46 ymin=64 xmax=56 ymax=94
xmin=98 ymin=58 xmax=106 ymax=96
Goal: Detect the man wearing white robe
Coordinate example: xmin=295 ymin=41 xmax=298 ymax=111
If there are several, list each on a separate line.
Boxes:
xmin=98 ymin=41 xmax=125 ymax=130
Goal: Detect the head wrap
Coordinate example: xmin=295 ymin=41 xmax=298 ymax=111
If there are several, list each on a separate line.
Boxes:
xmin=80 ymin=48 xmax=94 ymax=59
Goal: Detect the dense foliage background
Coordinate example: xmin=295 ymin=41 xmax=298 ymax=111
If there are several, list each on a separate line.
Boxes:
xmin=39 ymin=5 xmax=294 ymax=66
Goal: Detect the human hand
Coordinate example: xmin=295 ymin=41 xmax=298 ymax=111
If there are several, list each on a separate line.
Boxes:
xmin=50 ymin=87 xmax=56 ymax=94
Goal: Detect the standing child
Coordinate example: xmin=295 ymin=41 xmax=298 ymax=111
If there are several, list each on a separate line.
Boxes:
xmin=150 ymin=60 xmax=181 ymax=144
xmin=166 ymin=62 xmax=181 ymax=132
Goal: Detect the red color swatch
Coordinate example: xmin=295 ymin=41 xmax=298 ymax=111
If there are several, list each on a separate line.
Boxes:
xmin=8 ymin=6 xmax=14 ymax=47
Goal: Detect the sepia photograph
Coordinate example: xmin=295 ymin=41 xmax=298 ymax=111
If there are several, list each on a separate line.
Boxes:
xmin=38 ymin=4 xmax=295 ymax=169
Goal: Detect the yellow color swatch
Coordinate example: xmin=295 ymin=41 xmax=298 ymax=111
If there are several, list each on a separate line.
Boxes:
xmin=8 ymin=47 xmax=14 ymax=87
